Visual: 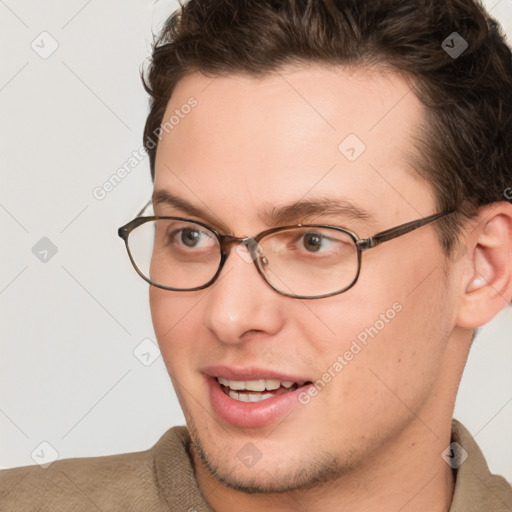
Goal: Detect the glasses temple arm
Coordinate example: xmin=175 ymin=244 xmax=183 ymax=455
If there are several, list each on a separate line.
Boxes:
xmin=357 ymin=211 xmax=453 ymax=250
xmin=135 ymin=198 xmax=153 ymax=218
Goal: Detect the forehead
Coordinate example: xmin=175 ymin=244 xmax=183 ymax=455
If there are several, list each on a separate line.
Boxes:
xmin=154 ymin=64 xmax=435 ymax=230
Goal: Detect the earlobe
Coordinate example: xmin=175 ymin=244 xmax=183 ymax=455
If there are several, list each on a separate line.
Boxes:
xmin=456 ymin=203 xmax=512 ymax=329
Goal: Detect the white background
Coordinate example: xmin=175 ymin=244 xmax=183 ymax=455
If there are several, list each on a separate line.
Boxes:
xmin=1 ymin=0 xmax=511 ymax=484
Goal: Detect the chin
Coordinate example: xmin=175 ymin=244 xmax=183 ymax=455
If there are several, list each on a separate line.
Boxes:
xmin=187 ymin=416 xmax=352 ymax=495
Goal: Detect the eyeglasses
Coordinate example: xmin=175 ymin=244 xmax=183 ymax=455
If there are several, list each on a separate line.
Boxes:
xmin=118 ymin=207 xmax=453 ymax=299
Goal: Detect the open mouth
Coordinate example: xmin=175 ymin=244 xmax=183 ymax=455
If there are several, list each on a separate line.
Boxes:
xmin=216 ymin=377 xmax=312 ymax=403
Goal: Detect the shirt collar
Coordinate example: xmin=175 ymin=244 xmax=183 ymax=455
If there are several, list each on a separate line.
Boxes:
xmin=448 ymin=419 xmax=512 ymax=511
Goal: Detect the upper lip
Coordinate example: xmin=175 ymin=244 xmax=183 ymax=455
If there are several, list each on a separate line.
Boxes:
xmin=203 ymin=365 xmax=311 ymax=383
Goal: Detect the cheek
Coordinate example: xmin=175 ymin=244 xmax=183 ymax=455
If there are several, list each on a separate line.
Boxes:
xmin=301 ymin=254 xmax=451 ymax=415
xmin=149 ymin=288 xmax=205 ymax=373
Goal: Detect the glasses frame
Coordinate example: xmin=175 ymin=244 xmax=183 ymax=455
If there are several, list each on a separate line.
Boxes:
xmin=118 ymin=210 xmax=454 ymax=299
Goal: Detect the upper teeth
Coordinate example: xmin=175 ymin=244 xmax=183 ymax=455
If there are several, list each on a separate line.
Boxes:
xmin=217 ymin=377 xmax=297 ymax=391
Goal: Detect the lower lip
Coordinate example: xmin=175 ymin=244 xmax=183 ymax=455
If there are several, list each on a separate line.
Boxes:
xmin=206 ymin=376 xmax=311 ymax=428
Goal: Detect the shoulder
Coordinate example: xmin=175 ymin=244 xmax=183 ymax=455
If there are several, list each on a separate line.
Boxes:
xmin=0 ymin=426 xmax=192 ymax=512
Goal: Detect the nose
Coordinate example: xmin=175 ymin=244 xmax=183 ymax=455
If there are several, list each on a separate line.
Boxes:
xmin=203 ymin=244 xmax=286 ymax=344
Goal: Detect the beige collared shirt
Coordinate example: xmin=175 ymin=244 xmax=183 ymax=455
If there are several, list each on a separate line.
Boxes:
xmin=1 ymin=419 xmax=510 ymax=511
xmin=448 ymin=420 xmax=511 ymax=511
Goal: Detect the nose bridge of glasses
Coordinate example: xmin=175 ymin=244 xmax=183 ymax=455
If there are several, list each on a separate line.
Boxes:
xmin=220 ymin=235 xmax=261 ymax=258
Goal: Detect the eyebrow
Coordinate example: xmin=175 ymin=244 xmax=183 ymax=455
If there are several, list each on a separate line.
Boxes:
xmin=266 ymin=198 xmax=375 ymax=227
xmin=153 ymin=190 xmax=231 ymax=231
xmin=152 ymin=190 xmax=376 ymax=231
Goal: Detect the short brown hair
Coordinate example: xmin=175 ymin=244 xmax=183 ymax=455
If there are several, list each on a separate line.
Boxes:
xmin=142 ymin=0 xmax=512 ymax=254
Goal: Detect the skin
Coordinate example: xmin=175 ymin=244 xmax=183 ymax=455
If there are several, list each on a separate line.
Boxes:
xmin=149 ymin=64 xmax=512 ymax=512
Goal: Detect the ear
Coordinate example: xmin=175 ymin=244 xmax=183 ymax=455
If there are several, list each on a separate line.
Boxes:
xmin=456 ymin=202 xmax=512 ymax=329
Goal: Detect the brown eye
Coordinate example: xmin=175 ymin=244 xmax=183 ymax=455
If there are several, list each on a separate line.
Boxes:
xmin=180 ymin=228 xmax=202 ymax=247
xmin=302 ymin=232 xmax=323 ymax=252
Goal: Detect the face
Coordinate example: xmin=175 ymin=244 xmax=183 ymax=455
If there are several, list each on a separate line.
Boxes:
xmin=150 ymin=64 xmax=458 ymax=493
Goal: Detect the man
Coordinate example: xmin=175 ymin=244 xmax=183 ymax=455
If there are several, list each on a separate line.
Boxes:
xmin=1 ymin=0 xmax=511 ymax=510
